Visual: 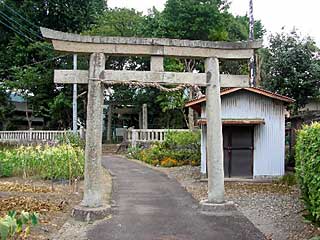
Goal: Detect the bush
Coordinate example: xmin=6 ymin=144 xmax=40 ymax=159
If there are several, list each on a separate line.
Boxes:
xmin=160 ymin=157 xmax=178 ymax=167
xmin=295 ymin=122 xmax=320 ymax=222
xmin=127 ymin=131 xmax=201 ymax=167
xmin=57 ymin=132 xmax=85 ymax=149
xmin=0 ymin=144 xmax=84 ymax=180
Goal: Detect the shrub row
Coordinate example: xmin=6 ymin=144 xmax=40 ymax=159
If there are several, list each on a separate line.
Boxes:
xmin=0 ymin=144 xmax=84 ymax=180
xmin=295 ymin=122 xmax=320 ymax=223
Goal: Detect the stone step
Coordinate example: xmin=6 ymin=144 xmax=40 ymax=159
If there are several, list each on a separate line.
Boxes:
xmin=102 ymin=144 xmax=120 ymax=153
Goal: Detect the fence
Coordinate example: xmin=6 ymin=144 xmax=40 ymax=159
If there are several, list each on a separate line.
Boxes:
xmin=0 ymin=130 xmax=78 ymax=143
xmin=126 ymin=129 xmax=190 ymax=147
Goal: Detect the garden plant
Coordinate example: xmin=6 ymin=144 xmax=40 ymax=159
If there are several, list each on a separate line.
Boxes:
xmin=0 ymin=211 xmax=39 ymax=240
xmin=127 ymin=131 xmax=201 ymax=167
xmin=0 ymin=144 xmax=84 ymax=180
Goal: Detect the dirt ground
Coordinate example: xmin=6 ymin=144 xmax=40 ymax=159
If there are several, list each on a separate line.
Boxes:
xmin=0 ymin=177 xmax=83 ymax=240
xmin=158 ymin=165 xmax=320 ymax=240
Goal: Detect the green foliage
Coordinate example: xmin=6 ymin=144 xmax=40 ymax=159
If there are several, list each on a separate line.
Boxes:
xmin=0 ymin=0 xmax=104 ymax=129
xmin=57 ymin=132 xmax=85 ymax=149
xmin=0 ymin=210 xmax=39 ymax=240
xmin=127 ymin=131 xmax=201 ymax=167
xmin=278 ymin=173 xmax=296 ymax=186
xmin=87 ymin=8 xmax=144 ymax=37
xmin=261 ymin=31 xmax=320 ymax=112
xmin=295 ymin=122 xmax=320 ymax=223
xmin=309 ymin=237 xmax=320 ymax=240
xmin=48 ymin=92 xmax=72 ymax=129
xmin=156 ymin=91 xmax=188 ymax=128
xmin=0 ymin=145 xmax=84 ymax=180
xmin=0 ymin=86 xmax=13 ymax=130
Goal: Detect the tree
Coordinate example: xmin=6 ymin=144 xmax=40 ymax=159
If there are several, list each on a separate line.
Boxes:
xmin=144 ymin=0 xmax=265 ymax=128
xmin=0 ymin=0 xmax=105 ymax=129
xmin=261 ymin=31 xmax=320 ymax=112
xmin=0 ymin=85 xmax=13 ymax=130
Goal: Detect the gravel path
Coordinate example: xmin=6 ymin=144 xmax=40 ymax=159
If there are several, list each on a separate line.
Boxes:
xmin=158 ymin=165 xmax=320 ymax=240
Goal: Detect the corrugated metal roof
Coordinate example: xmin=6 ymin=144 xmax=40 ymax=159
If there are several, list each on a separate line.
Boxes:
xmin=185 ymin=87 xmax=295 ymax=108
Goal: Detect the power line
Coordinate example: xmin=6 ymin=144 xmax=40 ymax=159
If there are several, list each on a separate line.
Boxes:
xmin=0 ymin=11 xmax=54 ymax=51
xmin=0 ymin=17 xmax=34 ymax=42
xmin=0 ymin=54 xmax=71 ymax=74
xmin=0 ymin=1 xmax=40 ymax=30
xmin=0 ymin=9 xmax=43 ymax=40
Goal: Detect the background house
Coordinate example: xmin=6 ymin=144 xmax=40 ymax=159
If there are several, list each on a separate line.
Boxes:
xmin=186 ymin=87 xmax=294 ymax=179
xmin=9 ymin=94 xmax=44 ymax=130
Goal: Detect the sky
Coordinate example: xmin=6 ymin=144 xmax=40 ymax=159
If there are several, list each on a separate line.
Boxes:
xmin=108 ymin=0 xmax=320 ymax=47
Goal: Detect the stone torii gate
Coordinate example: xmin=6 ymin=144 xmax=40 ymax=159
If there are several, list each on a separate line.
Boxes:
xmin=41 ymin=27 xmax=262 ymax=220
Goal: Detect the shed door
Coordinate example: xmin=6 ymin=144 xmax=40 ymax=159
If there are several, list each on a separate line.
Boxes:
xmin=223 ymin=126 xmax=254 ymax=178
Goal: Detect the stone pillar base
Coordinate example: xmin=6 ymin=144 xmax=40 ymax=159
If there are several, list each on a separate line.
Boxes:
xmin=200 ymin=200 xmax=237 ymax=216
xmin=71 ymin=204 xmax=111 ymax=222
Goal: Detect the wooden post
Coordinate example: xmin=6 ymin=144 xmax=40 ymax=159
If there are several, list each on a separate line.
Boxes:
xmin=205 ymin=57 xmax=224 ymax=204
xmin=82 ymin=52 xmax=105 ymax=207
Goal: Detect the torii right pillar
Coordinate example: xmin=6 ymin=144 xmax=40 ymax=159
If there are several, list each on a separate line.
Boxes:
xmin=201 ymin=57 xmax=235 ymax=211
xmin=205 ymin=57 xmax=225 ymax=203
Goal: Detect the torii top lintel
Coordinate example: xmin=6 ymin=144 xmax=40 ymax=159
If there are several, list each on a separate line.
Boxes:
xmin=40 ymin=27 xmax=262 ymax=59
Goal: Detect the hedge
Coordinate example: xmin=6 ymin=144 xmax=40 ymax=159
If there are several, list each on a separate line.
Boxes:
xmin=295 ymin=122 xmax=320 ymax=222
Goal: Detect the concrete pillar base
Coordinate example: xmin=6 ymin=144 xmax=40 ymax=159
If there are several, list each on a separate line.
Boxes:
xmin=200 ymin=200 xmax=237 ymax=216
xmin=200 ymin=173 xmax=207 ymax=181
xmin=71 ymin=204 xmax=111 ymax=222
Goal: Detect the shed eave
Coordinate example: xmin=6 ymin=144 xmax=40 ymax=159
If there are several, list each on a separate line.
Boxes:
xmin=197 ymin=118 xmax=265 ymax=126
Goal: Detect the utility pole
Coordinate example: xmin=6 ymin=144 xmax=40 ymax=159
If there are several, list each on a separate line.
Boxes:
xmin=73 ymin=54 xmax=78 ymax=134
xmin=249 ymin=0 xmax=255 ymax=87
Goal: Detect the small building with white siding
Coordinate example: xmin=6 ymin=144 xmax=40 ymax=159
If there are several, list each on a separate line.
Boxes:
xmin=186 ymin=87 xmax=294 ymax=179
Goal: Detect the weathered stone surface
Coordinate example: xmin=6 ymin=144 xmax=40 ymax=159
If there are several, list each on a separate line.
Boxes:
xmin=54 ymin=69 xmax=250 ymax=87
xmin=205 ymin=57 xmax=225 ymax=203
xmin=71 ymin=205 xmax=111 ymax=222
xmin=82 ymin=53 xmax=106 ymax=207
xmin=41 ymin=27 xmax=262 ymax=49
xmin=41 ymin=27 xmax=261 ymax=58
xmin=150 ymin=56 xmax=164 ymax=71
xmin=200 ymin=200 xmax=237 ymax=215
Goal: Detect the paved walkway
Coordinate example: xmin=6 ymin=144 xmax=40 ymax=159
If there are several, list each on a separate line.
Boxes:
xmin=87 ymin=156 xmax=265 ymax=240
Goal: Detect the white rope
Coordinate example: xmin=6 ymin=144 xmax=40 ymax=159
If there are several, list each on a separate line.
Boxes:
xmin=89 ymin=77 xmax=196 ymax=92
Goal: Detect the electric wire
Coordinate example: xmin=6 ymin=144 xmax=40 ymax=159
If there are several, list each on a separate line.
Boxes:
xmin=0 ymin=54 xmax=71 ymax=73
xmin=0 ymin=0 xmax=40 ymax=30
xmin=0 ymin=9 xmax=43 ymax=39
xmin=0 ymin=17 xmax=34 ymax=42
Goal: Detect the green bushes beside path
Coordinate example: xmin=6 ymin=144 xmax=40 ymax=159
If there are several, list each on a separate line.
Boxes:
xmin=127 ymin=131 xmax=201 ymax=167
xmin=295 ymin=122 xmax=320 ymax=223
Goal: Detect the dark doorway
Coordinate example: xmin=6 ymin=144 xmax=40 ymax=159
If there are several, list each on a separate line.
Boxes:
xmin=223 ymin=126 xmax=254 ymax=178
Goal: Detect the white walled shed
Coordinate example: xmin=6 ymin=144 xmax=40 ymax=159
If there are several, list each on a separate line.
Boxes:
xmin=186 ymin=87 xmax=294 ymax=179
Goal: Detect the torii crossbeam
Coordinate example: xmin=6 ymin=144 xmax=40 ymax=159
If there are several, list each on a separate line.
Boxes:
xmin=41 ymin=27 xmax=262 ymax=220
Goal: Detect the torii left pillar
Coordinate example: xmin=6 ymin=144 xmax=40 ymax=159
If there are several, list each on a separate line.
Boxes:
xmin=72 ymin=53 xmax=111 ymax=221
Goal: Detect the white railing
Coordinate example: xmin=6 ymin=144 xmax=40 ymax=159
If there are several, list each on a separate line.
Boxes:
xmin=126 ymin=129 xmax=190 ymax=147
xmin=0 ymin=130 xmax=77 ymax=143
